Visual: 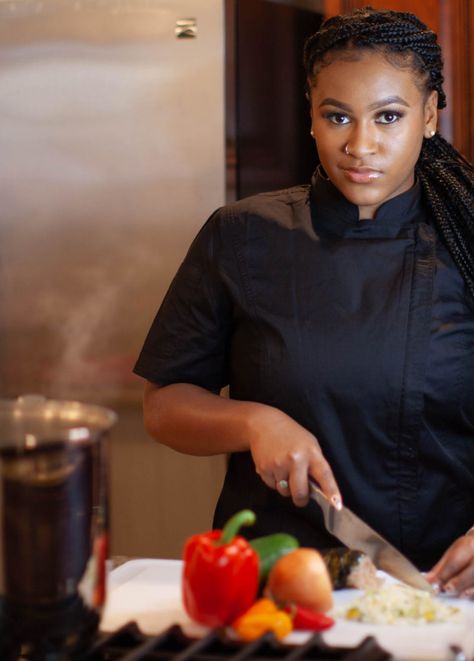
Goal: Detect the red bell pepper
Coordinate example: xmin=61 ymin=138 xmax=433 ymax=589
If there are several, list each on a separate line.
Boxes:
xmin=283 ymin=604 xmax=335 ymax=631
xmin=182 ymin=510 xmax=259 ymax=627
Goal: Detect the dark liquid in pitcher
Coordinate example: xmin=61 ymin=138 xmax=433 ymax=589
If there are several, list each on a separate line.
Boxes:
xmin=0 ymin=438 xmax=107 ymax=659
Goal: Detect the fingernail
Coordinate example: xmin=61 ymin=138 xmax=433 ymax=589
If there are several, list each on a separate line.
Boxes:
xmin=331 ymin=495 xmax=342 ymax=511
xmin=431 ymin=582 xmax=440 ymax=594
xmin=444 ymin=582 xmax=455 ymax=594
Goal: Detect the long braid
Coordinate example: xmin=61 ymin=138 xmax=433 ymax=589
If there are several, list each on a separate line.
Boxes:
xmin=418 ymin=134 xmax=474 ymax=288
xmin=304 ymin=7 xmax=474 ymax=299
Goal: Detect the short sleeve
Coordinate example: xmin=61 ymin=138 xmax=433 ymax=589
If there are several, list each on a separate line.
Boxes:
xmin=133 ymin=208 xmax=234 ymax=391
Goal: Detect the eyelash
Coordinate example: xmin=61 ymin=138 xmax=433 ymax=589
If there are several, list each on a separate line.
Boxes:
xmin=324 ymin=111 xmax=404 ymax=125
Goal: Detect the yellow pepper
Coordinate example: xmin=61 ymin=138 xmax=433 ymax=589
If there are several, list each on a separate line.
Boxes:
xmin=242 ymin=598 xmax=279 ymax=616
xmin=346 ymin=606 xmax=361 ymax=620
xmin=232 ymin=598 xmax=293 ymax=642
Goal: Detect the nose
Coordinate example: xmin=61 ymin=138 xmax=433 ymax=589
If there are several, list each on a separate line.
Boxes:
xmin=344 ymin=123 xmax=377 ymax=158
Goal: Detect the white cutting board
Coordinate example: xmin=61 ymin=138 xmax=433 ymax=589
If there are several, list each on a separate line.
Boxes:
xmin=100 ymin=558 xmax=474 ymax=660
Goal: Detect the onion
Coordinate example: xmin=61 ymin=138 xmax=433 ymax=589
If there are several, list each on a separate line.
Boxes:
xmin=266 ymin=548 xmax=333 ymax=612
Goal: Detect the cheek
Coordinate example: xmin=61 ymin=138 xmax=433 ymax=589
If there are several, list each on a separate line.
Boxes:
xmin=313 ymin=133 xmax=340 ymax=163
xmin=385 ymin=129 xmax=424 ymax=166
xmin=384 ymin=116 xmax=425 ymax=152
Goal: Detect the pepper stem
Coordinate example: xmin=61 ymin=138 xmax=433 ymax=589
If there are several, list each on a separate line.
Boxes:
xmin=218 ymin=509 xmax=256 ymax=545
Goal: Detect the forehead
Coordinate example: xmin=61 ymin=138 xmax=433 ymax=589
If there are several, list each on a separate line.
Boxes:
xmin=311 ymin=51 xmax=424 ymax=104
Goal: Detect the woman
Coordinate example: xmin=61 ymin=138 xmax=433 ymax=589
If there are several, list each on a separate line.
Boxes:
xmin=134 ymin=8 xmax=474 ymax=596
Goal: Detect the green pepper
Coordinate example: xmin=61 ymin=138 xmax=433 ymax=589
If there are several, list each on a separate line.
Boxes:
xmin=250 ymin=533 xmax=299 ymax=584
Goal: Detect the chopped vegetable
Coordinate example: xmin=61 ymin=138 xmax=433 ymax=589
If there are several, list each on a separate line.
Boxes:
xmin=250 ymin=533 xmax=299 ymax=585
xmin=232 ymin=598 xmax=293 ymax=641
xmin=284 ymin=603 xmax=335 ymax=631
xmin=182 ymin=510 xmax=259 ymax=627
xmin=340 ymin=583 xmax=461 ymax=625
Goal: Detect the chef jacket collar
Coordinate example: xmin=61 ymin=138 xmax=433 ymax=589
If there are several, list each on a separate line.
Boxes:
xmin=310 ymin=167 xmax=426 ymax=239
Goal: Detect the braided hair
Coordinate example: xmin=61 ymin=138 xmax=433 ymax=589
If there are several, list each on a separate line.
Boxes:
xmin=304 ymin=7 xmax=474 ymax=300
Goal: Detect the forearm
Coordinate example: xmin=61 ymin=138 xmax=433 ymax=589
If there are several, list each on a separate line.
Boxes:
xmin=143 ymin=381 xmax=280 ymax=456
xmin=143 ymin=380 xmax=342 ymax=507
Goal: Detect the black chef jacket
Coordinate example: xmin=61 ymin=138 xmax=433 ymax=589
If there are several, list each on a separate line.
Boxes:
xmin=134 ymin=172 xmax=474 ymax=570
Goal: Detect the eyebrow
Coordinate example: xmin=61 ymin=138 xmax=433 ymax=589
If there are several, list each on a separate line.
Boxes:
xmin=319 ymin=95 xmax=411 ymax=111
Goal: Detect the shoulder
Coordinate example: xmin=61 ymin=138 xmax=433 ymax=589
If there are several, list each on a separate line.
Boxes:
xmin=213 ymin=184 xmax=311 ymax=230
xmin=192 ymin=185 xmax=312 ymax=263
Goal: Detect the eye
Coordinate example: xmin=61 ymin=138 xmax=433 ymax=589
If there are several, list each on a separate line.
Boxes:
xmin=324 ymin=112 xmax=350 ymax=125
xmin=376 ymin=110 xmax=403 ymax=125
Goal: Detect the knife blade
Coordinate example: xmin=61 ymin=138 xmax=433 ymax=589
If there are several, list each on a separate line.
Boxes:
xmin=309 ymin=481 xmax=433 ymax=592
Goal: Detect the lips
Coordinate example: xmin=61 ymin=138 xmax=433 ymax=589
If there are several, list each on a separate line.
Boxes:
xmin=342 ymin=167 xmax=382 ymax=184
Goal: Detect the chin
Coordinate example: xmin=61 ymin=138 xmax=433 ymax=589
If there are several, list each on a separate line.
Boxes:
xmin=339 ymin=185 xmax=384 ymax=209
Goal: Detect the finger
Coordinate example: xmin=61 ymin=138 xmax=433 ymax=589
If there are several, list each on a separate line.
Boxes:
xmin=441 ymin=561 xmax=474 ymax=596
xmin=426 ymin=558 xmax=444 ymax=582
xmin=426 ymin=550 xmax=457 ymax=584
xmin=308 ymin=455 xmax=342 ymax=510
xmin=429 ymin=536 xmax=474 ymax=586
xmin=275 ymin=477 xmax=291 ymax=496
xmin=256 ymin=466 xmax=279 ymax=491
xmin=288 ymin=459 xmax=311 ymax=507
xmin=460 ymin=587 xmax=474 ymax=600
xmin=257 ymin=464 xmax=292 ymax=496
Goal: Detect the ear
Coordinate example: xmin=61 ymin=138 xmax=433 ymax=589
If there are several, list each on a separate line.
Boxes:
xmin=424 ymin=90 xmax=438 ymax=138
xmin=308 ymin=99 xmax=314 ymax=136
xmin=306 ymin=88 xmax=315 ymax=137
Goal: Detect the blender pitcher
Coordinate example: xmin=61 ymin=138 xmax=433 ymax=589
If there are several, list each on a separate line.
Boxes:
xmin=0 ymin=395 xmax=116 ymax=660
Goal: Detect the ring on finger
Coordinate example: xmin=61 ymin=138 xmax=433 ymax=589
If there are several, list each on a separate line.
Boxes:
xmin=277 ymin=479 xmax=289 ymax=490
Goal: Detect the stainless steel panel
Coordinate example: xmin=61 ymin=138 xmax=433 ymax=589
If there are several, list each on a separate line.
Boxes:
xmin=0 ymin=0 xmax=225 ymax=405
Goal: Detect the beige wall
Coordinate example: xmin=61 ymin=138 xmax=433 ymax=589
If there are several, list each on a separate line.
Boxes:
xmin=110 ymin=405 xmax=226 ymax=559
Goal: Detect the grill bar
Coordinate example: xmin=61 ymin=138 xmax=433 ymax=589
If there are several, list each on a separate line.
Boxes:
xmin=80 ymin=623 xmax=391 ymax=660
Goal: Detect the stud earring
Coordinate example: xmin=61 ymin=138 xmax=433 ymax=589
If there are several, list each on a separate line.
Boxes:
xmin=310 ymin=129 xmax=314 ymax=137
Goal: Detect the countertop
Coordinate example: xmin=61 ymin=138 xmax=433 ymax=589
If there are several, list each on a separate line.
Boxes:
xmin=100 ymin=558 xmax=474 ymax=661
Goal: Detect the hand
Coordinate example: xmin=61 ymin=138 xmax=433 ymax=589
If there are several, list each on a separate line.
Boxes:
xmin=426 ymin=531 xmax=474 ymax=598
xmin=247 ymin=406 xmax=342 ymax=509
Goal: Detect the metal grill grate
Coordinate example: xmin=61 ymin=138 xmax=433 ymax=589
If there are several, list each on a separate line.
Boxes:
xmin=82 ymin=623 xmax=392 ymax=661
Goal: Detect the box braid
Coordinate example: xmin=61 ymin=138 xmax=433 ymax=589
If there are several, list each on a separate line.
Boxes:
xmin=304 ymin=7 xmax=474 ymax=300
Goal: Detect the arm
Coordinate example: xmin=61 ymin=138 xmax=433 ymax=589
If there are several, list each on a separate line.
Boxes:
xmin=426 ymin=529 xmax=474 ymax=597
xmin=143 ymin=380 xmax=342 ymax=509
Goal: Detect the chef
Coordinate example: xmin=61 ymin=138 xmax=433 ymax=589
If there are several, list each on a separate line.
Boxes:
xmin=134 ymin=8 xmax=474 ymax=596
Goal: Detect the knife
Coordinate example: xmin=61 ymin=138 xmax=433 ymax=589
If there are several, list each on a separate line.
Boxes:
xmin=309 ymin=481 xmax=434 ymax=592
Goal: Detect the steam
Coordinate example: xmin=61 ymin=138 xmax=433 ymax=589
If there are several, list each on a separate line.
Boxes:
xmin=50 ymin=282 xmax=121 ymax=401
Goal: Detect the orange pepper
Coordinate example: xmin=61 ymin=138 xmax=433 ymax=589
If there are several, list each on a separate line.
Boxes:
xmin=241 ymin=598 xmax=279 ymax=616
xmin=232 ymin=598 xmax=293 ymax=642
